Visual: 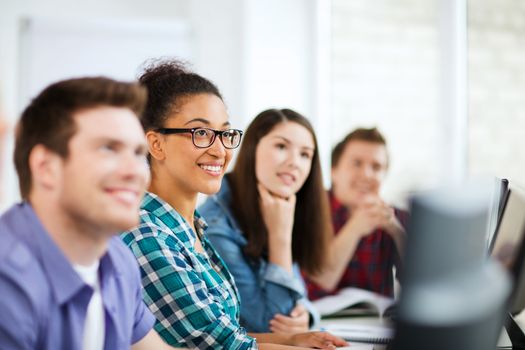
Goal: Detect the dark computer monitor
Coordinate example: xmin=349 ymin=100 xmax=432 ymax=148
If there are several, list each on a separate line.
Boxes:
xmin=488 ymin=183 xmax=525 ymax=347
xmin=486 ymin=178 xmax=509 ymax=252
xmin=499 ymin=179 xmax=510 ymax=218
xmin=490 ymin=184 xmax=525 ymax=314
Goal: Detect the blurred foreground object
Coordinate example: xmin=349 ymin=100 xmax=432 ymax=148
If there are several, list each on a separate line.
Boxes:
xmin=391 ymin=183 xmax=511 ymax=350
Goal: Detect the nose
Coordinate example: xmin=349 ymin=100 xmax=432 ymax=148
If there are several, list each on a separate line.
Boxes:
xmin=361 ymin=164 xmax=374 ymax=178
xmin=286 ymin=149 xmax=300 ymax=169
xmin=120 ymin=151 xmax=149 ymax=184
xmin=207 ymin=135 xmax=227 ymax=158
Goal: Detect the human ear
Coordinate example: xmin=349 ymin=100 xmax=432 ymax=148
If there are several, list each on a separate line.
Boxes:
xmin=28 ymin=144 xmax=62 ymax=192
xmin=146 ymin=131 xmax=166 ymax=161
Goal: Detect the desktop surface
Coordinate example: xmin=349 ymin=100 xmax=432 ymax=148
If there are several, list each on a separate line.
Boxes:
xmin=320 ymin=315 xmax=513 ymax=349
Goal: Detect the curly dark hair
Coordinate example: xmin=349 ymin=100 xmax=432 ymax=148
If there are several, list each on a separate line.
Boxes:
xmin=138 ymin=58 xmax=223 ymax=132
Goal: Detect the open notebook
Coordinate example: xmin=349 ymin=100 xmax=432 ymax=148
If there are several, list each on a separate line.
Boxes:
xmin=337 ymin=344 xmax=374 ymax=350
xmin=314 ymin=287 xmax=396 ymax=344
xmin=323 ymin=323 xmax=394 ymax=344
xmin=312 ymin=287 xmax=396 ymax=318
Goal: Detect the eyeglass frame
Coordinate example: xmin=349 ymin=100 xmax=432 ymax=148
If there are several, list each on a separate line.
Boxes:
xmin=155 ymin=127 xmax=243 ymax=149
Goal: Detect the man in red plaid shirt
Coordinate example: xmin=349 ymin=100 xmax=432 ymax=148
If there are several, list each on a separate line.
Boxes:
xmin=306 ymin=127 xmax=408 ymax=300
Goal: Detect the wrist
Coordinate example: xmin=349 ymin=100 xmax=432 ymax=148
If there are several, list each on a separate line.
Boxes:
xmin=344 ymin=220 xmax=368 ymax=240
xmin=268 ymin=253 xmax=293 ymax=273
xmin=268 ymin=230 xmax=293 ymax=245
xmin=387 ymin=220 xmax=405 ymax=238
xmin=285 ymin=334 xmax=296 ymax=346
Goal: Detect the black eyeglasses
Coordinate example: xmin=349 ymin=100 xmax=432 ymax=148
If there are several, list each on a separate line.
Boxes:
xmin=156 ymin=127 xmax=243 ymax=149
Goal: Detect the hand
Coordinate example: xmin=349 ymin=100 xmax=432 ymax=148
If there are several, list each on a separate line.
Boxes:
xmin=288 ymin=331 xmax=348 ymax=349
xmin=363 ymin=197 xmax=405 ymax=239
xmin=382 ymin=211 xmax=405 ymax=239
xmin=343 ymin=196 xmax=389 ymax=238
xmin=258 ymin=183 xmax=296 ymax=244
xmin=269 ymin=304 xmax=309 ymax=334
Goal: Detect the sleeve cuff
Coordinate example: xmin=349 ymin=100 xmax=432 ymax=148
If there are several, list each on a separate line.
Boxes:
xmin=299 ymin=297 xmax=321 ymax=329
xmin=131 ymin=307 xmax=156 ymax=344
xmin=263 ymin=263 xmax=305 ymax=296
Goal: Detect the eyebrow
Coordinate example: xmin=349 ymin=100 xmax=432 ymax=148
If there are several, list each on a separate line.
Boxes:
xmin=93 ymin=136 xmax=147 ymax=148
xmin=184 ymin=118 xmax=231 ymax=127
xmin=271 ymin=135 xmax=315 ymax=151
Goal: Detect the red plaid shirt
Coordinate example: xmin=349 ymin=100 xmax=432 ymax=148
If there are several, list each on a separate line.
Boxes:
xmin=305 ymin=190 xmax=409 ymax=300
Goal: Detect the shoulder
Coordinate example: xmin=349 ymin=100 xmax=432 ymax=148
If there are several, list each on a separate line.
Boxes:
xmin=108 ymin=237 xmax=141 ymax=274
xmin=0 ymin=227 xmax=43 ymax=284
xmin=199 ymin=186 xmax=244 ymax=243
xmin=121 ymin=206 xmax=182 ymax=244
xmin=199 ymin=195 xmax=233 ymax=228
xmin=199 ymin=179 xmax=233 ymax=220
xmin=0 ymin=214 xmax=50 ymax=328
xmin=0 ymin=207 xmax=47 ymax=286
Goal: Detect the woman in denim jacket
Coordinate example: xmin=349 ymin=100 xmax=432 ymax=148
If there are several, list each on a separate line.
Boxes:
xmin=199 ymin=109 xmax=332 ymax=333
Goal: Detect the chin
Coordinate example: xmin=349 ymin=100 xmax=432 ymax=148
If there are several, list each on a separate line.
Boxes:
xmin=271 ymin=186 xmax=295 ymax=199
xmin=200 ymin=183 xmax=222 ymax=195
xmin=200 ymin=174 xmax=224 ymax=191
xmin=111 ymin=215 xmax=140 ymax=232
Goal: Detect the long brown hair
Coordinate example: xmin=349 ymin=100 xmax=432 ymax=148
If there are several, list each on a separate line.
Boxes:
xmin=228 ymin=108 xmax=331 ymax=275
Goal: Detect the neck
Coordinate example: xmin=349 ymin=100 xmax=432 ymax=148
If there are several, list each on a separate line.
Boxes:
xmin=332 ymin=188 xmax=357 ymax=211
xmin=30 ymin=194 xmax=108 ymax=266
xmin=148 ymin=173 xmax=197 ymax=226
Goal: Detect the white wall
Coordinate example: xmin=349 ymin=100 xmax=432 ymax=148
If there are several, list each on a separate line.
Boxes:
xmin=0 ymin=0 xmax=190 ymax=209
xmin=187 ymin=0 xmax=245 ymax=124
xmin=242 ymin=0 xmax=314 ymax=123
xmin=468 ymin=0 xmax=525 ymax=187
xmin=0 ymin=0 xmax=318 ymax=209
xmin=330 ymin=0 xmax=443 ymax=207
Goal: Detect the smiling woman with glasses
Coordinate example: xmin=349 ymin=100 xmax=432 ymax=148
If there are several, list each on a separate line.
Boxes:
xmin=119 ymin=59 xmax=346 ymax=350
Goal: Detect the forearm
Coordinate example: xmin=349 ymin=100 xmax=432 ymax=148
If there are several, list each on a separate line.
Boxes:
xmin=259 ymin=344 xmax=310 ymax=350
xmin=248 ymin=332 xmax=292 ymax=346
xmin=298 ymin=298 xmax=320 ymax=329
xmin=268 ymin=232 xmax=293 ymax=273
xmin=387 ymin=221 xmax=406 ymax=260
xmin=307 ymin=225 xmax=363 ymax=290
xmin=132 ymin=330 xmax=185 ymax=350
xmin=252 ymin=332 xmax=347 ymax=349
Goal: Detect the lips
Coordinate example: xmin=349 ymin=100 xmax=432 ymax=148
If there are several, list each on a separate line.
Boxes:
xmin=199 ymin=163 xmax=224 ymax=176
xmin=277 ymin=172 xmax=296 ymax=186
xmin=351 ymin=182 xmax=375 ymax=194
xmin=107 ymin=189 xmax=141 ymax=206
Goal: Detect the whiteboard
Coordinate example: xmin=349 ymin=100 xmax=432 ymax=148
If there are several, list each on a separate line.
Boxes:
xmin=18 ymin=16 xmax=193 ymax=110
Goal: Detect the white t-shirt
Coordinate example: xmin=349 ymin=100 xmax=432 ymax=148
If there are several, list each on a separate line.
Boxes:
xmin=73 ymin=261 xmax=105 ymax=350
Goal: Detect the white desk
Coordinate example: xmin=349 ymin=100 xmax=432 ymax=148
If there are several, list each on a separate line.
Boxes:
xmin=320 ymin=316 xmax=515 ymax=349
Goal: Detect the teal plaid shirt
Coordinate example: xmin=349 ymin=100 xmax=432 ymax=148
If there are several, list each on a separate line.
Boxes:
xmin=120 ymin=192 xmax=257 ymax=349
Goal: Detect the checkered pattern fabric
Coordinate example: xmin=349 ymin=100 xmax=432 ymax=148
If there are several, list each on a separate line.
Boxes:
xmin=120 ymin=191 xmax=257 ymax=349
xmin=306 ymin=190 xmax=409 ymax=300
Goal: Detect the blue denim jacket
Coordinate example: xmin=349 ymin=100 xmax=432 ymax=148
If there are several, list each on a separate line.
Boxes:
xmin=199 ymin=179 xmax=320 ymax=332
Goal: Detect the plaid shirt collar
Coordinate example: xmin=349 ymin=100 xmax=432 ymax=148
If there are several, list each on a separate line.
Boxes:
xmin=141 ymin=191 xmax=208 ymax=249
